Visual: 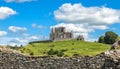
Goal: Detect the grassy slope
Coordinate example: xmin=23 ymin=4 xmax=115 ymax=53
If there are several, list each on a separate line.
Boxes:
xmin=20 ymin=40 xmax=110 ymax=57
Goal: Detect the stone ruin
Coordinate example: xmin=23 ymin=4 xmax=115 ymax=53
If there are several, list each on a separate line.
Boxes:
xmin=76 ymin=35 xmax=84 ymax=41
xmin=50 ymin=27 xmax=73 ymax=41
xmin=0 ymin=46 xmax=21 ymax=54
xmin=110 ymin=40 xmax=120 ymax=50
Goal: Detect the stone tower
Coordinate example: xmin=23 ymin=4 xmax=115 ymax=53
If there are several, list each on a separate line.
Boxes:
xmin=50 ymin=27 xmax=73 ymax=41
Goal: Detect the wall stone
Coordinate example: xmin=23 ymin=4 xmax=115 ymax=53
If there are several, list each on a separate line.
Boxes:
xmin=0 ymin=50 xmax=120 ymax=69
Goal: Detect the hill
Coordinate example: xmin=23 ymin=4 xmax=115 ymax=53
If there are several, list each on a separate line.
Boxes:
xmin=18 ymin=40 xmax=110 ymax=57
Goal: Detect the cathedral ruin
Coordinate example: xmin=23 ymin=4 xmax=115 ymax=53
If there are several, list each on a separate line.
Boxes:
xmin=50 ymin=27 xmax=73 ymax=41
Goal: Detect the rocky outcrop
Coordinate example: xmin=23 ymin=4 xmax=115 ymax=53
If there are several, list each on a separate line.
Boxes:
xmin=0 ymin=48 xmax=120 ymax=69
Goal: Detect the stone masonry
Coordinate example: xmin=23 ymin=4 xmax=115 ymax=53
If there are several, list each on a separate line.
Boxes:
xmin=1 ymin=48 xmax=120 ymax=69
xmin=50 ymin=27 xmax=73 ymax=41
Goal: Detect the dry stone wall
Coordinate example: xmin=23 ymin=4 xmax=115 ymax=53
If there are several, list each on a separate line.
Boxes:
xmin=0 ymin=50 xmax=120 ymax=69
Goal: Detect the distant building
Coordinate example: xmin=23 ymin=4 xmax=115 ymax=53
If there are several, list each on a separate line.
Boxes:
xmin=76 ymin=35 xmax=84 ymax=41
xmin=50 ymin=27 xmax=73 ymax=41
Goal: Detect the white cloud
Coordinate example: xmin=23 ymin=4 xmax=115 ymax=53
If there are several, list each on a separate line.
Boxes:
xmin=0 ymin=6 xmax=17 ymax=20
xmin=8 ymin=26 xmax=27 ymax=33
xmin=0 ymin=37 xmax=28 ymax=46
xmin=0 ymin=31 xmax=7 ymax=37
xmin=0 ymin=35 xmax=49 ymax=46
xmin=0 ymin=35 xmax=70 ymax=46
xmin=4 ymin=0 xmax=35 ymax=3
xmin=52 ymin=3 xmax=120 ymax=40
xmin=29 ymin=36 xmax=38 ymax=40
xmin=54 ymin=3 xmax=120 ymax=25
xmin=32 ymin=24 xmax=46 ymax=29
xmin=51 ymin=23 xmax=94 ymax=33
xmin=10 ymin=38 xmax=29 ymax=43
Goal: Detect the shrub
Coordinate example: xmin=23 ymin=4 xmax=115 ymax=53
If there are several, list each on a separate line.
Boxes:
xmin=54 ymin=50 xmax=58 ymax=54
xmin=47 ymin=48 xmax=55 ymax=55
xmin=64 ymin=55 xmax=69 ymax=57
xmin=73 ymin=53 xmax=79 ymax=57
xmin=29 ymin=52 xmax=34 ymax=55
xmin=57 ymin=51 xmax=64 ymax=57
xmin=61 ymin=49 xmax=68 ymax=52
xmin=47 ymin=49 xmax=65 ymax=57
xmin=20 ymin=50 xmax=24 ymax=53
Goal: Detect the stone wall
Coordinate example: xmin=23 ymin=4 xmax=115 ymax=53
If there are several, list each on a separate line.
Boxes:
xmin=0 ymin=50 xmax=120 ymax=69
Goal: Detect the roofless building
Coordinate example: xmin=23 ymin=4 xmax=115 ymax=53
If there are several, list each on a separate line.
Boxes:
xmin=50 ymin=27 xmax=73 ymax=41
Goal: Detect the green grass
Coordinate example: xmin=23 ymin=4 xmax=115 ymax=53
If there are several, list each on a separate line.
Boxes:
xmin=19 ymin=40 xmax=110 ymax=57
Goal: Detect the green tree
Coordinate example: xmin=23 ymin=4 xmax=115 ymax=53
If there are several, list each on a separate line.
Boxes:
xmin=98 ymin=36 xmax=105 ymax=43
xmin=104 ymin=31 xmax=118 ymax=44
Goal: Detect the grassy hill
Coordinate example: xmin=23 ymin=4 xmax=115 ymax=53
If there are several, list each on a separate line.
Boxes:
xmin=19 ymin=40 xmax=110 ymax=57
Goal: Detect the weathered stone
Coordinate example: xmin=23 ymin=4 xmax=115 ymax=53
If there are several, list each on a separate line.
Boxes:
xmin=1 ymin=49 xmax=120 ymax=69
xmin=50 ymin=27 xmax=73 ymax=41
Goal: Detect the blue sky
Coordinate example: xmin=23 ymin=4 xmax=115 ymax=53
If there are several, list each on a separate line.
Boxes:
xmin=0 ymin=0 xmax=120 ymax=46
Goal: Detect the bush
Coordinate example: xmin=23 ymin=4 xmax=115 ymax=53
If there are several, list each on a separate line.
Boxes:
xmin=47 ymin=49 xmax=64 ymax=57
xmin=54 ymin=50 xmax=59 ymax=54
xmin=57 ymin=51 xmax=64 ymax=57
xmin=61 ymin=49 xmax=68 ymax=52
xmin=20 ymin=50 xmax=24 ymax=53
xmin=64 ymin=55 xmax=69 ymax=57
xmin=29 ymin=52 xmax=34 ymax=55
xmin=73 ymin=53 xmax=79 ymax=56
xmin=47 ymin=48 xmax=56 ymax=55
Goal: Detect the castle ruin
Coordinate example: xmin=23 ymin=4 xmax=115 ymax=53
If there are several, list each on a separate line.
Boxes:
xmin=50 ymin=27 xmax=73 ymax=41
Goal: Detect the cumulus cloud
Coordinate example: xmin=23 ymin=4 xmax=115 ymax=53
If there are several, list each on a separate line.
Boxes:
xmin=29 ymin=36 xmax=39 ymax=40
xmin=0 ymin=35 xmax=49 ymax=46
xmin=0 ymin=37 xmax=31 ymax=46
xmin=4 ymin=0 xmax=35 ymax=3
xmin=9 ymin=38 xmax=29 ymax=43
xmin=8 ymin=26 xmax=27 ymax=33
xmin=52 ymin=3 xmax=120 ymax=40
xmin=0 ymin=6 xmax=17 ymax=20
xmin=0 ymin=31 xmax=7 ymax=37
xmin=54 ymin=3 xmax=120 ymax=25
xmin=0 ymin=37 xmax=29 ymax=46
xmin=0 ymin=32 xmax=49 ymax=46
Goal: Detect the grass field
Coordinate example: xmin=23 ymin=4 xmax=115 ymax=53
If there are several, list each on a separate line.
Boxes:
xmin=19 ymin=40 xmax=110 ymax=57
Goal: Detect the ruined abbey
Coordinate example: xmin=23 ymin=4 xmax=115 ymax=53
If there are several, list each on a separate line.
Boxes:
xmin=50 ymin=27 xmax=73 ymax=41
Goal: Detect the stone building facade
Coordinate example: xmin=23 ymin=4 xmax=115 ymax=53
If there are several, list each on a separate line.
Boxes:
xmin=50 ymin=27 xmax=73 ymax=41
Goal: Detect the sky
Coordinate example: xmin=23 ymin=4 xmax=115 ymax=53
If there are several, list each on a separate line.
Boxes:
xmin=0 ymin=0 xmax=120 ymax=46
